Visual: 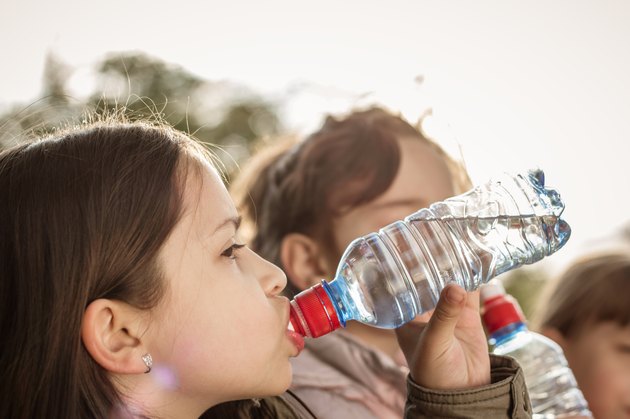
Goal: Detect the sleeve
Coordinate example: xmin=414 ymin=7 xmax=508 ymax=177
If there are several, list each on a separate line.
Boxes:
xmin=404 ymin=354 xmax=532 ymax=419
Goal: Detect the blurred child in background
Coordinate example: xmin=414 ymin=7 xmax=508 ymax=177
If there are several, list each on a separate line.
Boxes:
xmin=535 ymin=252 xmax=630 ymax=419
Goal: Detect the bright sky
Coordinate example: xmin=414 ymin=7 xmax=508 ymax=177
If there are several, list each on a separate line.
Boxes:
xmin=2 ymin=0 xmax=629 ymax=272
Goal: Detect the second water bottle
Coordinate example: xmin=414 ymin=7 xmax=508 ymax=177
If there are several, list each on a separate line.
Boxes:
xmin=481 ymin=280 xmax=592 ymax=417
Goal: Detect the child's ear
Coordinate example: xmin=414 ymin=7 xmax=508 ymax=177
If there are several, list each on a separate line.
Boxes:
xmin=81 ymin=299 xmax=150 ymax=374
xmin=540 ymin=326 xmax=568 ymax=351
xmin=280 ymin=233 xmax=331 ymax=291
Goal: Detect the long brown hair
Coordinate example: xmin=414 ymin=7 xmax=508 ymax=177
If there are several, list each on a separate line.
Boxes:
xmin=231 ymin=107 xmax=471 ymax=298
xmin=0 ymin=121 xmax=208 ymax=417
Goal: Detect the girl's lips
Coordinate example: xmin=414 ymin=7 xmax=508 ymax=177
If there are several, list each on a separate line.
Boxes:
xmin=285 ymin=300 xmax=305 ymax=355
xmin=286 ymin=328 xmax=305 ymax=355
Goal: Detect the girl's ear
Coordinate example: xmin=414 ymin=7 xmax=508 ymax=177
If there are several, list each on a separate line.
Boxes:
xmin=540 ymin=326 xmax=568 ymax=351
xmin=81 ymin=299 xmax=150 ymax=374
xmin=280 ymin=233 xmax=331 ymax=291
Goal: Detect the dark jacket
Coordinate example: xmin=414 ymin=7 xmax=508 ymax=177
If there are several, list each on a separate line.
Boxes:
xmin=201 ymin=355 xmax=532 ymax=418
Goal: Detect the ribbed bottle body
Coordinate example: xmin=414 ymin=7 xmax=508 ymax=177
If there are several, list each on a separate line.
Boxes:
xmin=330 ymin=170 xmax=570 ymax=327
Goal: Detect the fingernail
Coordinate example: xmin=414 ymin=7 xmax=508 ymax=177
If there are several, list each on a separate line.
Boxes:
xmin=446 ymin=285 xmax=465 ymax=304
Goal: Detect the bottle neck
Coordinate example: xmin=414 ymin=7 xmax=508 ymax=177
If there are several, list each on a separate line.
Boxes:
xmin=289 ymin=279 xmax=344 ymax=338
xmin=323 ymin=275 xmax=351 ymax=325
xmin=490 ymin=321 xmax=528 ymax=346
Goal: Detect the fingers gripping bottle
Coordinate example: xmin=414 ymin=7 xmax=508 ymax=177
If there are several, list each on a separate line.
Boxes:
xmin=480 ymin=281 xmax=592 ymax=418
xmin=289 ymin=169 xmax=571 ymax=338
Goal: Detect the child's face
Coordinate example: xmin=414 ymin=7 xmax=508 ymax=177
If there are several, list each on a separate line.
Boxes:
xmin=564 ymin=322 xmax=630 ymax=419
xmin=331 ymin=137 xmax=456 ymax=268
xmin=148 ymin=162 xmax=301 ymax=410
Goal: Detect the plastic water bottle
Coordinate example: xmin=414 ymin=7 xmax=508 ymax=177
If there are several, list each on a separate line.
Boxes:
xmin=289 ymin=169 xmax=571 ymax=338
xmin=480 ymin=280 xmax=592 ymax=418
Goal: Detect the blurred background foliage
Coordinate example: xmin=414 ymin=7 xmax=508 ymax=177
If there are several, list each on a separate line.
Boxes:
xmin=502 ymin=267 xmax=549 ymax=323
xmin=0 ymin=51 xmax=282 ymax=176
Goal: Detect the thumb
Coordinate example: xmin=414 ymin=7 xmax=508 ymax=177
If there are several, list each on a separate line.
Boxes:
xmin=423 ymin=283 xmax=467 ymax=345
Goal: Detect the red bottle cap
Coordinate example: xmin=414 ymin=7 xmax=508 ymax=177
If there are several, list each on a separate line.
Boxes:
xmin=289 ymin=282 xmax=342 ymax=338
xmin=480 ymin=282 xmax=525 ymax=335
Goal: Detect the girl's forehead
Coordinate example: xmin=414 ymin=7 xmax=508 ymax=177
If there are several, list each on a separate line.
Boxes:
xmin=181 ymin=162 xmax=236 ymax=224
xmin=181 ymin=155 xmax=223 ymax=188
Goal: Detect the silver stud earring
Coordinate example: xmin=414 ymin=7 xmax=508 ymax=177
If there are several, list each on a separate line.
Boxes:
xmin=141 ymin=353 xmax=153 ymax=374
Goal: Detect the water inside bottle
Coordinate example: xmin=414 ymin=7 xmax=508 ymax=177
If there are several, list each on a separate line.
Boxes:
xmin=406 ymin=213 xmax=571 ymax=287
xmin=331 ymin=213 xmax=570 ymax=329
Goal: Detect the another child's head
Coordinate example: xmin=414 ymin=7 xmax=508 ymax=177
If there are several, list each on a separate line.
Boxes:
xmin=231 ymin=106 xmax=471 ymax=298
xmin=536 ymin=252 xmax=630 ymax=419
xmin=0 ymin=121 xmax=295 ymax=417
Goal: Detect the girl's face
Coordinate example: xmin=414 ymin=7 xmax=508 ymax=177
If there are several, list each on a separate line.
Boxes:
xmin=146 ymin=162 xmax=303 ymax=412
xmin=331 ymin=137 xmax=456 ymax=266
xmin=563 ymin=322 xmax=630 ymax=419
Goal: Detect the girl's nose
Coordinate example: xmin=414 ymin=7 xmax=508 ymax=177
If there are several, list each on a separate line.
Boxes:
xmin=254 ymin=250 xmax=287 ymax=296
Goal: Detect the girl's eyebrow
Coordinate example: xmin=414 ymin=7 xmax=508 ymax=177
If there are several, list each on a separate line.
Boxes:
xmin=212 ymin=216 xmax=242 ymax=234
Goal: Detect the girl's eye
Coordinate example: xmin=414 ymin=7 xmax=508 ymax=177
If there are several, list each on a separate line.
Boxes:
xmin=221 ymin=243 xmax=246 ymax=259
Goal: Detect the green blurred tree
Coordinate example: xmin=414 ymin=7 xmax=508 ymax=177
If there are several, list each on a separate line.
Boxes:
xmin=88 ymin=52 xmax=205 ymax=134
xmin=0 ymin=53 xmax=81 ymax=146
xmin=501 ymin=266 xmax=550 ymax=321
xmin=0 ymin=51 xmax=282 ymax=173
xmin=41 ymin=53 xmax=72 ymax=106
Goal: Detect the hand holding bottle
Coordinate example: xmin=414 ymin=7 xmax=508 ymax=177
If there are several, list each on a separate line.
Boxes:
xmin=395 ymin=283 xmax=491 ymax=390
